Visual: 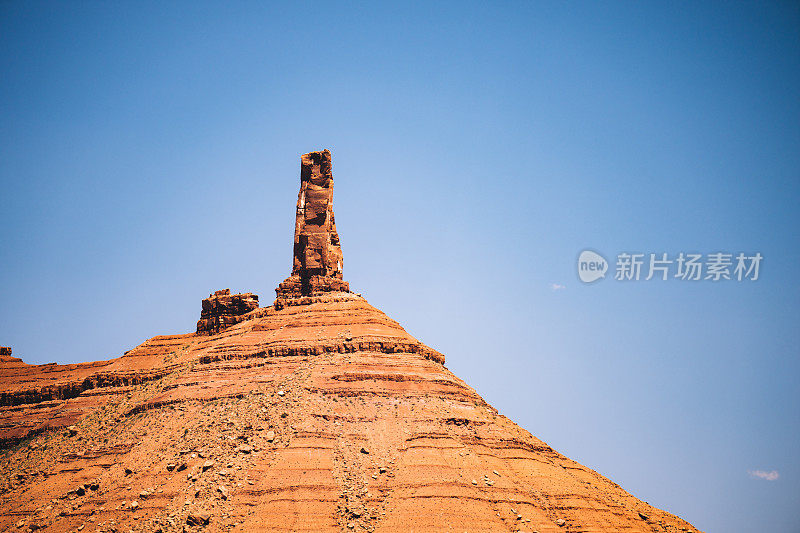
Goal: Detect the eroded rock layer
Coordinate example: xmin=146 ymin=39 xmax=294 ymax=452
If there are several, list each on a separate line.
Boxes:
xmin=0 ymin=294 xmax=698 ymax=533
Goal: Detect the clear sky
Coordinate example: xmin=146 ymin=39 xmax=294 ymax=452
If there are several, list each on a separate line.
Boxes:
xmin=1 ymin=2 xmax=798 ymax=531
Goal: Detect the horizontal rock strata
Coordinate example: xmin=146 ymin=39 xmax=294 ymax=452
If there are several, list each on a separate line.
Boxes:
xmin=0 ymin=293 xmax=698 ymax=533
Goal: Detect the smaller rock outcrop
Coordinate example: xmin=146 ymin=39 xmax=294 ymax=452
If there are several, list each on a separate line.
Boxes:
xmin=0 ymin=347 xmax=19 ymax=366
xmin=196 ymin=289 xmax=259 ymax=335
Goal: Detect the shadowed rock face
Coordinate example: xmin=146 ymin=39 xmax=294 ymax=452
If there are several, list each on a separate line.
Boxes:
xmin=0 ymin=151 xmax=701 ymax=533
xmin=277 ymin=150 xmax=349 ymax=299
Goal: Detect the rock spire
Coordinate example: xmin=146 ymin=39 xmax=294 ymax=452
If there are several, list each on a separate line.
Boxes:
xmin=276 ymin=149 xmax=349 ymax=298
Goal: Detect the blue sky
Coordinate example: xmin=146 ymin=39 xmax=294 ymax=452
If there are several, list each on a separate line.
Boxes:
xmin=1 ymin=2 xmax=798 ymax=531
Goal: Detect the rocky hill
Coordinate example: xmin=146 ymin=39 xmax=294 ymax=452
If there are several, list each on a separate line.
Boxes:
xmin=0 ymin=151 xmax=700 ymax=533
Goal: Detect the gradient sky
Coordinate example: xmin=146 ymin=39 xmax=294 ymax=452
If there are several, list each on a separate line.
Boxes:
xmin=1 ymin=2 xmax=798 ymax=531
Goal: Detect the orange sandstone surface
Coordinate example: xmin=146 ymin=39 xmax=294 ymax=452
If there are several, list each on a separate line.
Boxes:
xmin=0 ymin=151 xmax=700 ymax=533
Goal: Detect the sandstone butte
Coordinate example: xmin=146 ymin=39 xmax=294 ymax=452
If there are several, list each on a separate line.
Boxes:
xmin=0 ymin=150 xmax=701 ymax=533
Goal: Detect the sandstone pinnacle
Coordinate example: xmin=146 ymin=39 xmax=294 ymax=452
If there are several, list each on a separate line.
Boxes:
xmin=276 ymin=149 xmax=349 ymax=300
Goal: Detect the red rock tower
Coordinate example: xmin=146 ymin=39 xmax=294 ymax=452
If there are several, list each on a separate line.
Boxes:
xmin=276 ymin=149 xmax=349 ymax=299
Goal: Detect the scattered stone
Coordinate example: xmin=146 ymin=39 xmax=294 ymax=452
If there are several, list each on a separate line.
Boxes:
xmin=266 ymin=431 xmax=275 ymax=442
xmin=202 ymin=460 xmax=215 ymax=472
xmin=379 ymin=466 xmax=387 ymax=473
xmin=280 ymin=412 xmax=288 ymax=418
xmin=186 ymin=510 xmax=211 ymax=526
xmin=493 ymin=470 xmax=500 ymax=477
xmin=278 ymin=390 xmax=285 ymax=397
xmin=639 ymin=512 xmax=650 ymax=520
xmin=217 ymin=485 xmax=228 ymax=500
xmin=124 ymin=468 xmax=133 ymax=476
xmin=360 ymin=447 xmax=369 ymax=454
xmin=166 ymin=463 xmax=176 ymax=471
xmin=237 ymin=444 xmax=252 ymax=454
xmin=176 ymin=462 xmax=187 ymax=472
xmin=75 ymin=486 xmax=85 ymax=496
xmin=66 ymin=426 xmax=79 ymax=437
xmin=130 ymin=501 xmax=139 ymax=510
xmin=556 ymin=518 xmax=566 ymax=526
xmin=471 ymin=479 xmax=478 ymax=485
